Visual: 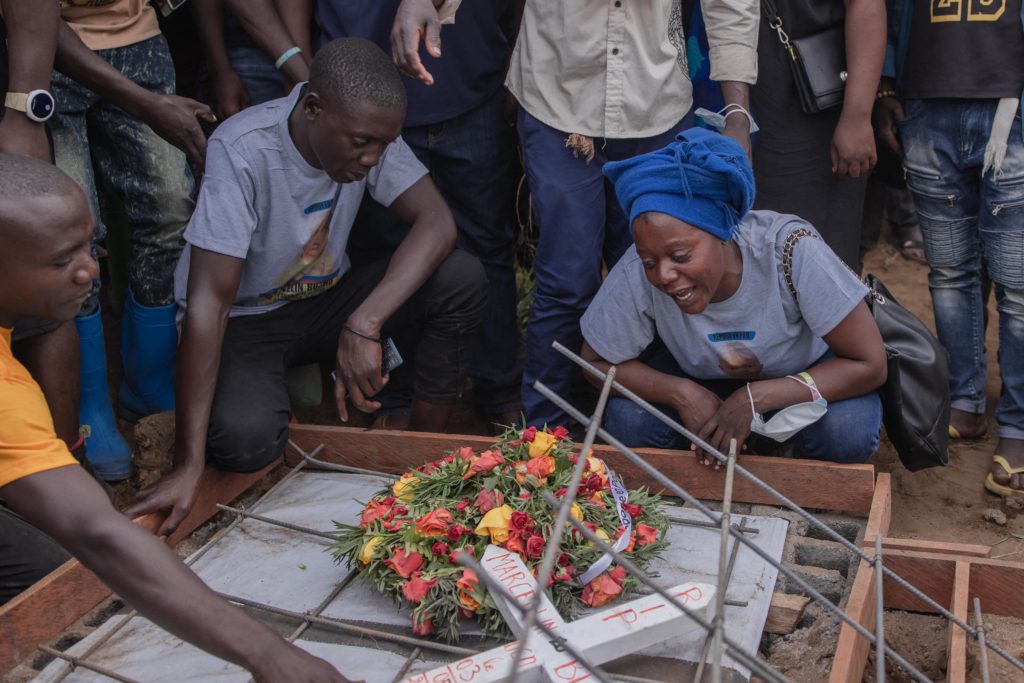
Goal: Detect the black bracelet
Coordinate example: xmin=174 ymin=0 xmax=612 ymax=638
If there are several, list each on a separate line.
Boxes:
xmin=342 ymin=323 xmax=381 ymax=343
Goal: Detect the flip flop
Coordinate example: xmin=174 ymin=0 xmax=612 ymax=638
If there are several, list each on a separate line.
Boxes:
xmin=984 ymin=454 xmax=1024 ymax=499
xmin=948 ymin=424 xmax=987 ymax=440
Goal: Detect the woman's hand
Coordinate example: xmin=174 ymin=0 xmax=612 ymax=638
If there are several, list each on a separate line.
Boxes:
xmin=693 ymin=387 xmax=753 ymax=468
xmin=671 ymin=380 xmax=723 ymax=466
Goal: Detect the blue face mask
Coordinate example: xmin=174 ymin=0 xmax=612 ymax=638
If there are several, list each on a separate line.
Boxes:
xmin=748 ymin=373 xmax=828 ymax=442
xmin=694 ymin=106 xmax=760 ymax=134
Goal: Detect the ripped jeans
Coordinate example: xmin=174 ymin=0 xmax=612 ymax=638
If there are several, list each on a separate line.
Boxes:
xmin=900 ymin=98 xmax=1024 ymax=440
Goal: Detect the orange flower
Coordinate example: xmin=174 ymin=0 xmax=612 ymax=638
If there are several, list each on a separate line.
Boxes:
xmin=517 ymin=455 xmax=555 ymax=483
xmin=402 ymin=572 xmax=438 ymax=604
xmin=505 ymin=534 xmax=527 ymax=559
xmin=456 ymin=568 xmax=482 ymax=611
xmin=385 ymin=548 xmax=424 ymax=579
xmin=615 ymin=526 xmax=636 ymax=553
xmin=636 ymin=523 xmax=659 ymax=548
xmin=411 ymin=612 xmax=434 ymax=636
xmin=462 ymin=449 xmax=505 ymax=479
xmin=359 ymin=498 xmax=394 ymax=528
xmin=414 ymin=508 xmax=453 ymax=537
xmin=581 ymin=572 xmax=624 ymax=607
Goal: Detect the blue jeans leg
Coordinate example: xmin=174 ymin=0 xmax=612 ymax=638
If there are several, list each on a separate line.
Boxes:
xmin=791 ymin=391 xmax=882 ymax=464
xmin=228 ymin=46 xmax=284 ymax=106
xmin=518 ymin=110 xmax=690 ymax=427
xmin=900 ymin=98 xmax=1024 ymax=438
xmin=602 ymin=398 xmax=687 ymax=449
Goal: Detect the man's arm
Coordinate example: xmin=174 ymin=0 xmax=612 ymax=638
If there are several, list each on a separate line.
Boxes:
xmin=832 ymin=0 xmax=885 ymax=177
xmin=274 ymin=0 xmax=313 ymax=63
xmin=54 ymin=22 xmax=215 ymax=166
xmin=2 ymin=466 xmax=358 ymax=682
xmin=0 ymin=0 xmax=59 ymax=160
xmin=125 ymin=247 xmax=244 ymax=535
xmin=702 ymin=0 xmax=759 ymax=158
xmin=334 ymin=175 xmax=456 ymax=419
xmin=223 ymin=0 xmax=310 ymax=86
xmin=193 ymin=0 xmax=250 ymax=120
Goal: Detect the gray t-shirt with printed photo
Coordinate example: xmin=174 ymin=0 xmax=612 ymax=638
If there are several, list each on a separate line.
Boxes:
xmin=581 ymin=210 xmax=868 ymax=381
xmin=174 ymin=85 xmax=427 ymax=317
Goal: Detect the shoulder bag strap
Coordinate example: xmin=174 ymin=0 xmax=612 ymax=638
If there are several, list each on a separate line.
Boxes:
xmin=781 ymin=227 xmax=819 ymax=301
xmin=760 ymin=0 xmax=795 ymax=56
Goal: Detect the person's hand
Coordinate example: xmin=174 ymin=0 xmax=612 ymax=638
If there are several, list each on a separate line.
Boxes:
xmin=872 ymin=96 xmax=904 ymax=156
xmin=212 ymin=69 xmax=251 ymax=121
xmin=138 ymin=93 xmax=217 ymax=168
xmin=831 ymin=113 xmax=876 ymax=178
xmin=390 ymin=0 xmax=443 ymax=85
xmin=671 ymin=380 xmax=724 ymax=467
xmin=123 ymin=464 xmax=204 ymax=537
xmin=694 ymin=387 xmax=754 ymax=466
xmin=0 ymin=114 xmax=50 ymax=160
xmin=333 ymin=326 xmax=388 ymax=422
xmin=722 ymin=117 xmax=753 ymax=160
xmin=251 ymin=643 xmax=364 ymax=683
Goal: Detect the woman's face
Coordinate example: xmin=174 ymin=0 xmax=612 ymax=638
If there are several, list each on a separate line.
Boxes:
xmin=632 ymin=212 xmax=737 ymax=314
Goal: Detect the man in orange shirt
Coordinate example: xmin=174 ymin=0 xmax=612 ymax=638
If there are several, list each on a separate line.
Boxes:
xmin=0 ymin=152 xmax=360 ymax=682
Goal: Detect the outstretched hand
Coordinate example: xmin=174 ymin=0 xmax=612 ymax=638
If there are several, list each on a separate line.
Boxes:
xmin=390 ymin=0 xmax=443 ymax=85
xmin=123 ymin=464 xmax=203 ymax=537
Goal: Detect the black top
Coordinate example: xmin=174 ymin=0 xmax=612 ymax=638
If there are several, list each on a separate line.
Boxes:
xmin=904 ymin=0 xmax=1024 ymax=99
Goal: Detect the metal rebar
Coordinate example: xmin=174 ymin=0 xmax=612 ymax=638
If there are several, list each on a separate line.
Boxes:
xmin=670 ymin=515 xmax=759 ymax=535
xmin=508 ymin=366 xmax=617 ymax=683
xmin=216 ymin=591 xmax=476 ymax=656
xmin=550 ymin=341 xmax=1024 ymax=675
xmin=454 ymin=552 xmax=615 ymax=683
xmin=539 ymin=491 xmax=790 ymax=683
xmin=536 ymin=380 xmax=933 ymax=683
xmin=389 ymin=647 xmax=423 ymax=683
xmin=215 ymin=503 xmax=338 ymax=541
xmin=38 ymin=646 xmax=141 ymax=683
xmin=711 ymin=441 xmax=737 ymax=683
xmin=287 ymin=439 xmax=391 ymax=476
xmin=974 ymin=598 xmax=990 ymax=683
xmin=874 ymin=534 xmax=886 ymax=683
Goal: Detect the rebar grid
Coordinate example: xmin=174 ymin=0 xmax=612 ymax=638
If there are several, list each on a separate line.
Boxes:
xmin=535 ymin=378 xmax=933 ymax=682
xmin=551 ymin=340 xmax=1024 ymax=676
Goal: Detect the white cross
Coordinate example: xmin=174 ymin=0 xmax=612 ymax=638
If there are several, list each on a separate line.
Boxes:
xmin=404 ymin=545 xmax=715 ymax=683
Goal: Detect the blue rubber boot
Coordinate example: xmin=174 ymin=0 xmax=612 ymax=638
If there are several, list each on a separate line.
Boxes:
xmin=119 ymin=289 xmax=177 ymax=421
xmin=76 ymin=309 xmax=132 ymax=481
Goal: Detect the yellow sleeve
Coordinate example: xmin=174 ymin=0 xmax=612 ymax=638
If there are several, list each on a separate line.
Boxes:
xmin=0 ymin=376 xmax=78 ymax=489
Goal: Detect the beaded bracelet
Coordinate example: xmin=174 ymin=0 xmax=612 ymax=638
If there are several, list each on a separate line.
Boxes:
xmin=875 ymin=89 xmax=897 ymax=100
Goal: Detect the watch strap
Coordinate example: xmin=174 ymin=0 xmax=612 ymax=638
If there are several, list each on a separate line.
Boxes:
xmin=4 ymin=92 xmax=28 ymax=113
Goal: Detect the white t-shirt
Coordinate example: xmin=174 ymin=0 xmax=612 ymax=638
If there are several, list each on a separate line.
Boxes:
xmin=581 ymin=210 xmax=868 ymax=381
xmin=174 ymin=85 xmax=427 ymax=318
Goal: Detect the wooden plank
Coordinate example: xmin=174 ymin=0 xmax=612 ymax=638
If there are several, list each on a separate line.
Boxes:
xmin=874 ymin=538 xmax=990 ymax=559
xmin=968 ymin=561 xmax=1024 ymax=620
xmin=0 ymin=460 xmax=279 ymax=675
xmin=829 ymin=558 xmax=876 ymax=683
xmin=947 ymin=561 xmax=970 ymax=683
xmin=862 ymin=473 xmax=892 ymax=546
xmin=764 ymin=593 xmax=811 ymax=635
xmin=288 ymin=425 xmax=877 ymax=515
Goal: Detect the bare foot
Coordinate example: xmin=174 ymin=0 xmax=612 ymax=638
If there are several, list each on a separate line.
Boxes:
xmin=990 ymin=438 xmax=1024 ymax=492
xmin=950 ymin=409 xmax=987 ymax=439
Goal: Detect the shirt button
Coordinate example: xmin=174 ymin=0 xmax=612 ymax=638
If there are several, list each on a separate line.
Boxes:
xmin=611 ymin=47 xmax=619 ymax=55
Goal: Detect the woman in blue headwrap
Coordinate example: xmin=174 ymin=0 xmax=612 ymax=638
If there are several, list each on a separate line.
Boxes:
xmin=580 ymin=129 xmax=887 ymax=464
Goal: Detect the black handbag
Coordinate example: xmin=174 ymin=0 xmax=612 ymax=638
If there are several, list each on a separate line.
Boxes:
xmin=782 ymin=229 xmax=951 ymax=470
xmin=762 ymin=0 xmax=847 ymax=114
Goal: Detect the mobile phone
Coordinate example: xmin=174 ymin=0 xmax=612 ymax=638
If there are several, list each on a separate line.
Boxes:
xmin=150 ymin=0 xmax=188 ymax=17
xmin=381 ymin=337 xmax=403 ymax=375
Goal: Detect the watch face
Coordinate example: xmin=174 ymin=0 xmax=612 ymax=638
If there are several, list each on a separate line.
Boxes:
xmin=29 ymin=92 xmax=54 ymax=121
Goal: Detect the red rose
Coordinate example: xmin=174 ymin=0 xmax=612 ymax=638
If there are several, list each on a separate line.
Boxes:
xmin=455 ymin=498 xmax=471 ymax=513
xmin=415 ymin=508 xmax=454 ymax=537
xmin=636 ymin=523 xmax=659 ymax=548
xmin=519 ymin=492 xmax=532 ymax=500
xmin=411 ymin=612 xmax=434 ymax=636
xmin=402 ymin=572 xmax=438 ymax=604
xmin=581 ymin=573 xmax=624 ymax=607
xmin=456 ymin=446 xmax=475 ymax=461
xmin=555 ymin=567 xmax=575 ymax=583
xmin=623 ymin=503 xmax=642 ymax=520
xmin=359 ymin=498 xmax=393 ymax=528
xmin=442 ymin=454 xmax=455 ymax=464
xmin=558 ymin=552 xmax=572 ymax=567
xmin=385 ymin=548 xmax=424 ymax=579
xmin=431 ymin=541 xmax=450 ymax=556
xmin=522 ymin=426 xmax=538 ymax=442
xmin=383 ymin=517 xmax=405 ymax=532
xmin=525 ymin=534 xmax=546 ymax=560
xmin=505 ymin=534 xmax=527 ymax=558
xmin=448 ymin=545 xmax=474 ymax=564
xmin=462 ymin=449 xmax=505 ymax=480
xmin=510 ymin=511 xmax=534 ymax=532
xmin=609 ymin=566 xmax=628 ymax=584
xmin=568 ymin=454 xmax=579 ymax=465
xmin=551 ymin=426 xmax=569 ymax=440
xmin=474 ymin=488 xmax=503 ymax=513
xmin=555 ymin=487 xmax=568 ymax=498
xmin=524 ymin=455 xmax=555 ymax=480
xmin=447 ymin=523 xmax=468 ymax=543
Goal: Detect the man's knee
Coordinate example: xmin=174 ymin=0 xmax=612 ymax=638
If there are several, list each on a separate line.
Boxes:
xmin=429 ymin=250 xmax=488 ymax=320
xmin=206 ymin=408 xmax=289 ymax=473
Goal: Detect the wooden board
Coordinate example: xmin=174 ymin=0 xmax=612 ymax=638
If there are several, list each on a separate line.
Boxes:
xmin=862 ymin=473 xmax=892 ymax=546
xmin=873 ymin=538 xmax=989 ymax=559
xmin=829 ymin=558 xmax=877 ymax=683
xmin=288 ymin=425 xmax=877 ymax=515
xmin=947 ymin=561 xmax=971 ymax=683
xmin=764 ymin=593 xmax=811 ymax=635
xmin=0 ymin=460 xmax=279 ymax=674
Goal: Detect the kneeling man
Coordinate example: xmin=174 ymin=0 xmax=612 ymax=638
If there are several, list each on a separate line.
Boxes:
xmin=129 ymin=38 xmax=486 ymax=532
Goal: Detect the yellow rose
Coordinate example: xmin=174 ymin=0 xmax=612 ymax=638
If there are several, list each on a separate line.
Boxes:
xmin=586 ymin=456 xmax=606 ymax=476
xmin=589 ymin=528 xmax=610 ymax=549
xmin=474 ymin=504 xmax=513 ymax=544
xmin=528 ymin=431 xmax=557 ymax=458
xmin=358 ymin=536 xmax=383 ymax=564
xmin=570 ymin=503 xmax=583 ymax=521
xmin=392 ymin=473 xmax=418 ymax=502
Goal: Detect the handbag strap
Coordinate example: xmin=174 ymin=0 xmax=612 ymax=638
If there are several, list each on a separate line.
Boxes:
xmin=760 ymin=0 xmax=794 ymax=53
xmin=782 ymin=227 xmax=883 ymax=304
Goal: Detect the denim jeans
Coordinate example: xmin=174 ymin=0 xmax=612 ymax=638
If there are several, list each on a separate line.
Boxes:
xmin=900 ymin=99 xmax=1024 ymax=440
xmin=228 ymin=46 xmax=284 ymax=106
xmin=518 ymin=109 xmax=691 ymax=428
xmin=349 ymin=88 xmax=521 ymax=413
xmin=600 ymin=348 xmax=882 ymax=464
xmin=49 ymin=35 xmax=194 ymax=312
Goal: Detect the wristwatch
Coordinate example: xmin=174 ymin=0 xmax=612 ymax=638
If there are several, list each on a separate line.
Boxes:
xmin=4 ymin=89 xmax=56 ymax=123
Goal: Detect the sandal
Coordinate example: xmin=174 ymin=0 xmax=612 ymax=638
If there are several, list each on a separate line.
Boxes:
xmin=984 ymin=454 xmax=1024 ymax=499
xmin=889 ymin=225 xmax=927 ymax=265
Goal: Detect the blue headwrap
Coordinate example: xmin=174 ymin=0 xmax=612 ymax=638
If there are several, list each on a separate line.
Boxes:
xmin=603 ymin=128 xmax=756 ymax=241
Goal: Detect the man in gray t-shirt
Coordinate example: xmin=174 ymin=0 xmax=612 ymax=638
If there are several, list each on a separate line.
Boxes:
xmin=125 ymin=39 xmax=486 ymax=534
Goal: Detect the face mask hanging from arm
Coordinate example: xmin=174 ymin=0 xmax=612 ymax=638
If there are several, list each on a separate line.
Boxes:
xmin=748 ymin=372 xmax=828 ymax=442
